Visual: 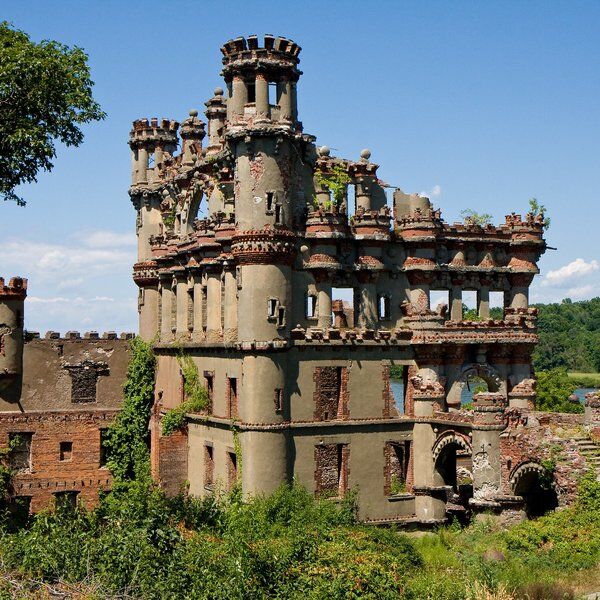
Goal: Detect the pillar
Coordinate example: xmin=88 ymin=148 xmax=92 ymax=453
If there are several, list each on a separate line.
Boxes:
xmin=137 ymin=147 xmax=148 ymax=184
xmin=255 ymin=73 xmax=269 ymax=121
xmin=278 ymin=78 xmax=292 ymax=122
xmin=206 ymin=270 xmax=222 ymax=341
xmin=316 ymin=279 xmax=332 ymax=330
xmin=357 ymin=278 xmax=377 ymax=329
xmin=223 ymin=268 xmax=238 ymax=341
xmin=160 ymin=277 xmax=174 ymax=340
xmin=231 ymin=76 xmax=247 ymax=120
xmin=175 ymin=273 xmax=188 ymax=339
xmin=450 ymin=283 xmax=463 ymax=321
xmin=191 ymin=273 xmax=204 ymax=341
xmin=478 ymin=285 xmax=490 ymax=319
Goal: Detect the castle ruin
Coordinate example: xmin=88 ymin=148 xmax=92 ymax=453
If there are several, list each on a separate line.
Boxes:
xmin=1 ymin=35 xmax=599 ymax=523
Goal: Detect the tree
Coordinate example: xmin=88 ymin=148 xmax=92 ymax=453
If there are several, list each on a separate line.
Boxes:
xmin=535 ymin=368 xmax=582 ymax=414
xmin=528 ymin=197 xmax=550 ymax=230
xmin=460 ymin=209 xmax=493 ymax=226
xmin=0 ymin=22 xmax=105 ymax=205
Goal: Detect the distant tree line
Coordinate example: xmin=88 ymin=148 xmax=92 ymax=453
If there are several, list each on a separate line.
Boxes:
xmin=533 ymin=297 xmax=600 ymax=373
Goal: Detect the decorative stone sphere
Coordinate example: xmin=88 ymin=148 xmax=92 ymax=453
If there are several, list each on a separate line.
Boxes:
xmin=360 ymin=148 xmax=371 ymax=160
xmin=214 ymin=87 xmax=224 ymax=96
xmin=189 ymin=109 xmax=199 ymax=117
xmin=319 ymin=146 xmax=330 ymax=157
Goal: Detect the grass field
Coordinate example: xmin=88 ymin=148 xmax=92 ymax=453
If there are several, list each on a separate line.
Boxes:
xmin=568 ymin=371 xmax=600 ymax=388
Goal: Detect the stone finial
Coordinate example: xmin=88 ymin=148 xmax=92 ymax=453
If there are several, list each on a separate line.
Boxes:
xmin=318 ymin=146 xmax=330 ymax=157
xmin=360 ymin=148 xmax=371 ymax=161
xmin=214 ymin=87 xmax=224 ymax=96
xmin=189 ymin=109 xmax=199 ymax=117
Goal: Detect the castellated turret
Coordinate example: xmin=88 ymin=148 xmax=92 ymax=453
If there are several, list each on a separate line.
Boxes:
xmin=0 ymin=277 xmax=27 ymax=399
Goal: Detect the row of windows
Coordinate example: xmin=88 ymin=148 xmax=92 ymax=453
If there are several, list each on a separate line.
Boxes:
xmin=305 ymin=292 xmax=391 ymax=322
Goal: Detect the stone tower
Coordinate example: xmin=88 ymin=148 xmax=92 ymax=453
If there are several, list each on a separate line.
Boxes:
xmin=132 ymin=36 xmax=550 ymax=524
xmin=0 ymin=277 xmax=27 ymax=402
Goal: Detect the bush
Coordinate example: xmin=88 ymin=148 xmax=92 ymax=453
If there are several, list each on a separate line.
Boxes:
xmin=535 ymin=368 xmax=583 ymax=413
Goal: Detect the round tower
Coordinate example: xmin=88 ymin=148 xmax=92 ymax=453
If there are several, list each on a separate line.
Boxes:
xmin=0 ymin=277 xmax=27 ymax=398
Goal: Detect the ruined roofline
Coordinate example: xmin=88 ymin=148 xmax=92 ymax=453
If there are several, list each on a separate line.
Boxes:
xmin=220 ymin=34 xmax=301 ymax=60
xmin=24 ymin=331 xmax=136 ymax=341
xmin=0 ymin=276 xmax=27 ymax=300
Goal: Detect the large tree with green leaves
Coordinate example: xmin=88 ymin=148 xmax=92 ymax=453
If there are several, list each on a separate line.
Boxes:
xmin=0 ymin=21 xmax=105 ymax=205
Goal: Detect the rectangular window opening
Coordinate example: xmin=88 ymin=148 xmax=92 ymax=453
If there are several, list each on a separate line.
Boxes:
xmin=227 ymin=451 xmax=238 ymax=490
xmin=331 ymin=287 xmax=355 ymax=329
xmin=489 ymin=291 xmax=505 ymax=319
xmin=268 ymin=82 xmax=277 ymax=105
xmin=54 ymin=491 xmax=79 ymax=511
xmin=204 ymin=445 xmax=214 ymax=488
xmin=315 ymin=443 xmax=348 ymax=498
xmin=274 ymin=388 xmax=284 ymax=414
xmin=204 ymin=372 xmax=214 ymax=410
xmin=268 ymin=298 xmax=278 ymax=318
xmin=227 ymin=377 xmax=238 ymax=418
xmin=274 ymin=203 xmax=282 ymax=224
xmin=462 ymin=290 xmax=477 ymax=320
xmin=306 ymin=294 xmax=317 ymax=319
xmin=99 ymin=429 xmax=108 ymax=467
xmin=430 ymin=290 xmax=450 ymax=319
xmin=378 ymin=295 xmax=391 ymax=320
xmin=266 ymin=191 xmax=274 ymax=212
xmin=277 ymin=306 xmax=286 ymax=328
xmin=59 ymin=441 xmax=73 ymax=462
xmin=247 ymin=82 xmax=256 ymax=103
xmin=8 ymin=433 xmax=32 ymax=472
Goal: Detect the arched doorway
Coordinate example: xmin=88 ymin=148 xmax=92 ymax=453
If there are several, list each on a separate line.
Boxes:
xmin=510 ymin=462 xmax=558 ymax=518
xmin=449 ymin=363 xmax=505 ymax=408
xmin=433 ymin=432 xmax=473 ymax=516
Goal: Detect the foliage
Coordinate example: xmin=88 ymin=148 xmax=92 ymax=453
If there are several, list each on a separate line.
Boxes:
xmin=390 ymin=475 xmax=406 ymax=495
xmin=529 ymin=197 xmax=551 ymax=230
xmin=568 ymin=372 xmax=600 ymax=388
xmin=102 ymin=337 xmax=156 ymax=481
xmin=535 ymin=368 xmax=583 ymax=413
xmin=533 ymin=297 xmax=600 ymax=374
xmin=460 ymin=209 xmax=493 ymax=226
xmin=0 ymin=21 xmax=105 ymax=204
xmin=314 ymin=163 xmax=351 ymax=209
xmin=462 ymin=305 xmax=504 ymax=321
xmin=161 ymin=355 xmax=209 ymax=437
xmin=389 ymin=364 xmax=404 ymax=379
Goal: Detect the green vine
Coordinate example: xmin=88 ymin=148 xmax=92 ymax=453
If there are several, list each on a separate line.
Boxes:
xmin=103 ymin=337 xmax=156 ymax=481
xmin=161 ymin=354 xmax=208 ymax=436
xmin=232 ymin=421 xmax=243 ymax=481
xmin=314 ymin=163 xmax=350 ymax=208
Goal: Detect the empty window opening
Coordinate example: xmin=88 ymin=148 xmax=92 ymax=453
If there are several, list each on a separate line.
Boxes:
xmin=8 ymin=433 xmax=32 ymax=472
xmin=389 ymin=365 xmax=406 ymax=415
xmin=59 ymin=441 xmax=73 ymax=462
xmin=274 ymin=203 xmax=283 ymax=224
xmin=314 ymin=366 xmax=347 ymax=421
xmin=268 ymin=298 xmax=278 ymax=318
xmin=204 ymin=445 xmax=214 ymax=488
xmin=274 ymin=388 xmax=284 ymax=414
xmin=277 ymin=306 xmax=286 ymax=328
xmin=385 ymin=441 xmax=410 ymax=495
xmin=187 ymin=288 xmax=194 ymax=331
xmin=315 ymin=443 xmax=348 ymax=498
xmin=306 ymin=294 xmax=317 ymax=319
xmin=266 ymin=191 xmax=274 ymax=212
xmin=54 ymin=491 xmax=79 ymax=512
xmin=378 ymin=295 xmax=391 ymax=320
xmin=204 ymin=371 xmax=214 ymax=409
xmin=461 ymin=291 xmax=477 ymax=320
xmin=227 ymin=377 xmax=238 ymax=418
xmin=331 ymin=287 xmax=355 ymax=329
xmin=489 ymin=291 xmax=505 ymax=319
xmin=268 ymin=82 xmax=277 ymax=105
xmin=227 ymin=451 xmax=238 ymax=490
xmin=7 ymin=496 xmax=31 ymax=530
xmin=430 ymin=290 xmax=450 ymax=318
xmin=462 ymin=375 xmax=489 ymax=408
xmin=247 ymin=81 xmax=256 ymax=103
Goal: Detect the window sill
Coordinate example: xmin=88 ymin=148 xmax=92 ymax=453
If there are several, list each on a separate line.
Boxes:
xmin=387 ymin=493 xmax=415 ymax=502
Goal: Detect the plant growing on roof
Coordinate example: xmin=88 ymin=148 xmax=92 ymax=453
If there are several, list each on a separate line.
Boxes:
xmin=315 ymin=163 xmax=350 ymax=209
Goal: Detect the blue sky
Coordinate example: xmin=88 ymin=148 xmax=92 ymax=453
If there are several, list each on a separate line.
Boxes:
xmin=1 ymin=0 xmax=599 ymax=333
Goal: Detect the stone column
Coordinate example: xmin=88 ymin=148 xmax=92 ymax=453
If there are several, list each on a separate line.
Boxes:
xmin=206 ymin=270 xmax=222 ymax=342
xmin=316 ymin=277 xmax=332 ymax=330
xmin=450 ymin=280 xmax=463 ymax=321
xmin=231 ymin=76 xmax=247 ymax=120
xmin=160 ymin=276 xmax=174 ymax=340
xmin=223 ymin=267 xmax=238 ymax=342
xmin=191 ymin=272 xmax=204 ymax=341
xmin=278 ymin=78 xmax=292 ymax=122
xmin=175 ymin=272 xmax=188 ymax=339
xmin=411 ymin=374 xmax=447 ymax=522
xmin=137 ymin=147 xmax=148 ymax=184
xmin=477 ymin=282 xmax=490 ymax=319
xmin=255 ymin=73 xmax=269 ymax=121
xmin=508 ymin=275 xmax=531 ymax=309
xmin=357 ymin=276 xmax=377 ymax=329
xmin=470 ymin=392 xmax=506 ymax=513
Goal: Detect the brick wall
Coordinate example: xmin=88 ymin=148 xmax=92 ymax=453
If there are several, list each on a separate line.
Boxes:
xmin=0 ymin=410 xmax=118 ymax=512
xmin=313 ymin=366 xmax=349 ymax=421
xmin=314 ymin=443 xmax=349 ymax=497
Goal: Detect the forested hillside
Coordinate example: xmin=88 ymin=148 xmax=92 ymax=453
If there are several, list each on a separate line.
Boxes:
xmin=533 ymin=297 xmax=600 ymax=373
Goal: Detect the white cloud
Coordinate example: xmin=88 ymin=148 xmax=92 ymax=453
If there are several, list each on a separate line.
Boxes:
xmin=542 ymin=258 xmax=599 ymax=288
xmin=419 ymin=184 xmax=442 ymax=199
xmin=0 ymin=229 xmax=138 ymax=333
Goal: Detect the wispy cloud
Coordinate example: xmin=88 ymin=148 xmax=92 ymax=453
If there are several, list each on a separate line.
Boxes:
xmin=532 ymin=257 xmax=600 ymax=303
xmin=541 ymin=258 xmax=599 ymax=288
xmin=420 ymin=184 xmax=442 ymax=198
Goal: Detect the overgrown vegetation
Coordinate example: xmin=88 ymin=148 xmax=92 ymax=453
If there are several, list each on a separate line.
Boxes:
xmin=460 ymin=209 xmax=493 ymax=226
xmin=535 ymin=368 xmax=583 ymax=414
xmin=0 ymin=474 xmax=599 ymax=598
xmin=313 ymin=163 xmax=351 ymax=210
xmin=528 ymin=197 xmax=550 ymax=230
xmin=102 ymin=337 xmax=156 ymax=480
xmin=161 ymin=354 xmax=209 ymax=436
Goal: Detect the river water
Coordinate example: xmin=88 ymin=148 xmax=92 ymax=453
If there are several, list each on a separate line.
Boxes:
xmin=389 ymin=380 xmax=596 ymax=414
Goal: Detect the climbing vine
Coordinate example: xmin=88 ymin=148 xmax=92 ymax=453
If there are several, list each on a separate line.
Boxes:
xmin=161 ymin=354 xmax=208 ymax=436
xmin=102 ymin=336 xmax=156 ymax=481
